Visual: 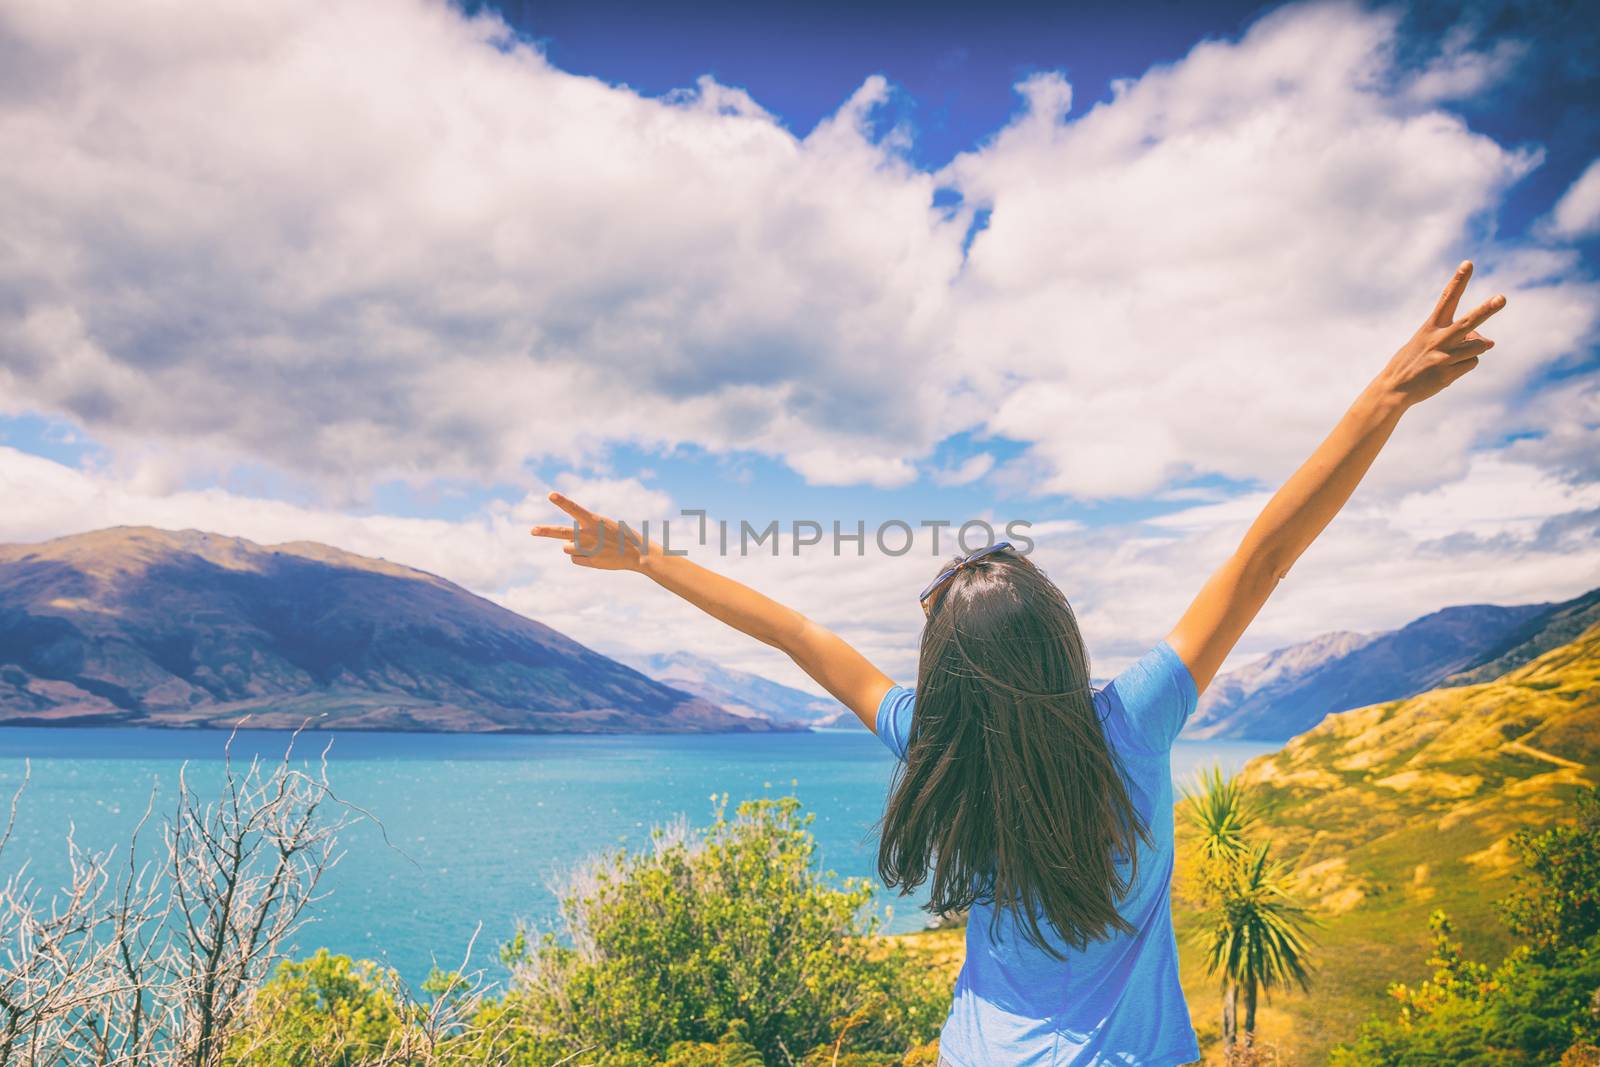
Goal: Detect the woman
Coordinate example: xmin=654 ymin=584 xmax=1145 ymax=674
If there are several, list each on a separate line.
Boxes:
xmin=531 ymin=262 xmax=1504 ymax=1065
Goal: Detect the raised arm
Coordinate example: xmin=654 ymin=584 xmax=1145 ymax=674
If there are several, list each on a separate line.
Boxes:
xmin=1166 ymin=261 xmax=1506 ymax=695
xmin=531 ymin=493 xmax=894 ymax=731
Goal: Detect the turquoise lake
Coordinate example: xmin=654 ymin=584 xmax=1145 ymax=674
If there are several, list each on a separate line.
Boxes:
xmin=0 ymin=727 xmax=1277 ymax=985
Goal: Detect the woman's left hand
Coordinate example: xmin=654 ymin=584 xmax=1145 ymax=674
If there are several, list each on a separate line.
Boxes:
xmin=1371 ymin=260 xmax=1505 ymax=409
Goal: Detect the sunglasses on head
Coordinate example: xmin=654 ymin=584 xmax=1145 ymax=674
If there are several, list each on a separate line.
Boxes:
xmin=919 ymin=541 xmax=1013 ymax=612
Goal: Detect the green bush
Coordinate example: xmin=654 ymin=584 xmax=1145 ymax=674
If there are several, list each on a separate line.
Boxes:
xmin=1332 ymin=786 xmax=1600 ymax=1066
xmin=228 ymin=795 xmax=946 ymax=1066
xmin=1501 ymin=786 xmax=1600 ymax=959
xmin=225 ymin=949 xmax=404 ymax=1066
xmin=499 ymin=794 xmax=946 ymax=1063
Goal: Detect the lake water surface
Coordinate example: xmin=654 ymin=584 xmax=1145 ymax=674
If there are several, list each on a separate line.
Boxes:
xmin=0 ymin=727 xmax=1277 ymax=984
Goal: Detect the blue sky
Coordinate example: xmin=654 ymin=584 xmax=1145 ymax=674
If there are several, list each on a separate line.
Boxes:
xmin=1 ymin=0 xmax=1597 ymax=684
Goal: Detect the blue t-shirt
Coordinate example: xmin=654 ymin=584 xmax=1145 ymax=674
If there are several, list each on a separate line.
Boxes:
xmin=876 ymin=639 xmax=1201 ymax=1067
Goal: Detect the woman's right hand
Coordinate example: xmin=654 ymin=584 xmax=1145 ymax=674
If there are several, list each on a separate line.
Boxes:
xmin=530 ymin=491 xmax=655 ymax=572
xmin=1372 ymin=260 xmax=1505 ymax=409
xmin=531 ymin=490 xmax=896 ymax=730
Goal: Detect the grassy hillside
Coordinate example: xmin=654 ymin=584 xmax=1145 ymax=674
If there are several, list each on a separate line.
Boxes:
xmin=895 ymin=620 xmax=1600 ymax=1063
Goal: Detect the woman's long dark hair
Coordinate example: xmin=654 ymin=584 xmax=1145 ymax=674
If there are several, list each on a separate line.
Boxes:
xmin=876 ymin=547 xmax=1150 ymax=958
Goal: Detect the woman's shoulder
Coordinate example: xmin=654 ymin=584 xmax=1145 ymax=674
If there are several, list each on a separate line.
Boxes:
xmin=1099 ymin=640 xmax=1199 ymax=754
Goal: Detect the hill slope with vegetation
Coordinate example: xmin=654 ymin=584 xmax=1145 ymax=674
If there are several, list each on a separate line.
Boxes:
xmin=1179 ymin=617 xmax=1600 ymax=1059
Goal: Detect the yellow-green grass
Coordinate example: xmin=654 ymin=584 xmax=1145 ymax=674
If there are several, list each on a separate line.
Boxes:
xmin=894 ymin=621 xmax=1600 ymax=1064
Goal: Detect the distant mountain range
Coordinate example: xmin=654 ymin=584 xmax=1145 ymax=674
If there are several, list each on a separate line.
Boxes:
xmin=0 ymin=527 xmax=792 ymax=734
xmin=1442 ymin=586 xmax=1600 ymax=686
xmin=6 ymin=526 xmax=1593 ymax=742
xmin=620 ymin=650 xmax=846 ymax=727
xmin=1184 ymin=585 xmax=1600 ymax=740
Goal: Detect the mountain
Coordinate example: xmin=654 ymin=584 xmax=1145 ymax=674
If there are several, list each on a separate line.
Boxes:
xmin=1181 ymin=619 xmax=1600 ymax=1057
xmin=1443 ymin=585 xmax=1600 ymax=686
xmin=0 ymin=527 xmax=786 ymax=734
xmin=1182 ymin=600 xmax=1552 ymax=740
xmin=620 ymin=650 xmax=845 ymax=727
xmin=1183 ymin=629 xmax=1378 ymax=739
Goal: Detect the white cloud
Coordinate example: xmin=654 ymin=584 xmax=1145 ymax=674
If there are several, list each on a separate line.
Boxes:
xmin=1501 ymin=373 xmax=1600 ymax=485
xmin=1381 ymin=453 xmax=1600 ymax=543
xmin=1153 ymin=485 xmax=1234 ymax=504
xmin=547 ymin=474 xmax=674 ymax=526
xmin=941 ymin=0 xmax=1590 ymax=501
xmin=1542 ymin=158 xmax=1600 ymax=241
xmin=0 ymin=445 xmax=537 ymax=594
xmin=929 ymin=452 xmax=995 ymax=487
xmin=0 ymin=0 xmax=966 ymax=497
xmin=1050 ymin=455 xmax=1600 ymax=668
xmin=0 ymin=0 xmax=1592 ymax=508
xmin=783 ymin=446 xmax=919 ymax=489
xmin=1145 ymin=453 xmax=1600 ymax=558
xmin=1402 ymin=23 xmax=1527 ymax=104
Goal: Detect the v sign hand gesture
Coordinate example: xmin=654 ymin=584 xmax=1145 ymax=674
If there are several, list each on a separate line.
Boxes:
xmin=530 ymin=491 xmax=654 ymax=571
xmin=1167 ymin=258 xmax=1509 ymax=696
xmin=1375 ymin=260 xmax=1506 ymax=408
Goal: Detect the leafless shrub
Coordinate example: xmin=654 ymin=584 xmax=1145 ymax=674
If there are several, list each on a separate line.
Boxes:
xmin=0 ymin=721 xmax=487 ymax=1067
xmin=0 ymin=760 xmax=120 ymax=1064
